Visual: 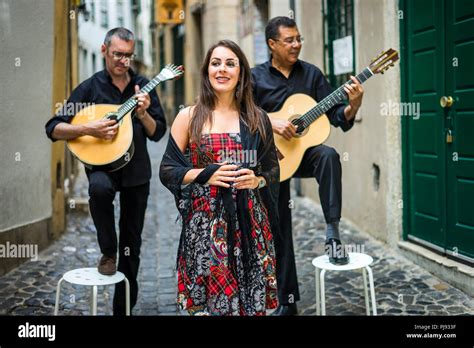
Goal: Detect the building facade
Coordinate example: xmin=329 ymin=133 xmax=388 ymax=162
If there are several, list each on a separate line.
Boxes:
xmin=78 ymin=0 xmax=156 ymax=81
xmin=0 ymin=0 xmax=79 ymax=275
xmin=177 ymin=0 xmax=474 ymax=294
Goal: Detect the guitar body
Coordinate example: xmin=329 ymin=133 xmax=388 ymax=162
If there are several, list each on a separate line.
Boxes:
xmin=269 ymin=93 xmax=331 ymax=182
xmin=266 ymin=49 xmax=400 ymax=182
xmin=63 ymin=64 xmax=184 ymax=172
xmin=66 ymin=104 xmax=134 ymax=172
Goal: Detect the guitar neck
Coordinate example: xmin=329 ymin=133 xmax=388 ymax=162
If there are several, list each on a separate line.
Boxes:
xmin=302 ymin=67 xmax=374 ymax=125
xmin=116 ymin=75 xmax=163 ymax=121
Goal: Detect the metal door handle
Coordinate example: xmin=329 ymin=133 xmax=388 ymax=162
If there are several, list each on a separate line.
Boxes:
xmin=440 ymin=96 xmax=454 ymax=108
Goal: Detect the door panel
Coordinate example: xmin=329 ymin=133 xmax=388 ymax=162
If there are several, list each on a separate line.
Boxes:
xmin=406 ymin=0 xmax=446 ymax=247
xmin=445 ymin=0 xmax=474 ymax=260
xmin=404 ymin=0 xmax=474 ymax=262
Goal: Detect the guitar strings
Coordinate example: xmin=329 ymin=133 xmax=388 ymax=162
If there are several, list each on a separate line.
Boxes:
xmin=294 ymin=68 xmax=372 ymax=131
xmin=116 ymin=76 xmax=162 ymax=120
xmin=109 ymin=65 xmax=182 ymax=121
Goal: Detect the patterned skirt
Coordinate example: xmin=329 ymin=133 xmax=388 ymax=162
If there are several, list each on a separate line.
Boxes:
xmin=176 ymin=133 xmax=278 ymax=315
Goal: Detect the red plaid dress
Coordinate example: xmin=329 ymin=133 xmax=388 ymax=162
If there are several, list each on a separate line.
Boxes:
xmin=176 ymin=133 xmax=278 ymax=315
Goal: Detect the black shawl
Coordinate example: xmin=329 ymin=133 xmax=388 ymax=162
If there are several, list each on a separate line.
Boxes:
xmin=159 ymin=111 xmax=280 ymax=274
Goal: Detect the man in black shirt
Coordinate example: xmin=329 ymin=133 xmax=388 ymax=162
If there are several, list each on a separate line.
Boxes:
xmin=45 ymin=28 xmax=166 ymax=315
xmin=252 ymin=17 xmax=364 ymax=316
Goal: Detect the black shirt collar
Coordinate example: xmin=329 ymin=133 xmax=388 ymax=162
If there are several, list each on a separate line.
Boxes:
xmin=100 ymin=67 xmax=136 ymax=84
xmin=265 ymin=55 xmax=303 ymax=76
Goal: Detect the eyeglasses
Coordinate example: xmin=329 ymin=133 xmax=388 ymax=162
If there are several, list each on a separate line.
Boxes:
xmin=110 ymin=51 xmax=136 ymax=61
xmin=273 ymin=36 xmax=305 ymax=45
xmin=210 ymin=58 xmax=239 ymax=69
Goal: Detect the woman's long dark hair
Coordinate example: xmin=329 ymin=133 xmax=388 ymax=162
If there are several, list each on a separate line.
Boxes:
xmin=189 ymin=40 xmax=266 ymax=143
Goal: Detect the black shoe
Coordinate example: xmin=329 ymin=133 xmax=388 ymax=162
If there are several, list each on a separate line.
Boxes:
xmin=271 ymin=303 xmax=298 ymax=316
xmin=325 ymin=238 xmax=350 ymax=265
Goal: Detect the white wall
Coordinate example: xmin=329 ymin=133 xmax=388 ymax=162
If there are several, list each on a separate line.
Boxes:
xmin=135 ymin=0 xmax=153 ymax=68
xmin=202 ymin=0 xmax=240 ymax=50
xmin=297 ymin=0 xmax=324 ymax=68
xmin=269 ymin=0 xmax=290 ymax=18
xmin=0 ymin=0 xmax=54 ymax=232
xmin=78 ymin=0 xmax=135 ymax=82
xmin=297 ymin=0 xmax=402 ymax=245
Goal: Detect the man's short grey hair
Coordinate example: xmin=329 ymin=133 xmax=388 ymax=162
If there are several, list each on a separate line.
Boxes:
xmin=104 ymin=27 xmax=134 ymax=46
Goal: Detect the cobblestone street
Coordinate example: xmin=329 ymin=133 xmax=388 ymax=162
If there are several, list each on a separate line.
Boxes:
xmin=0 ymin=131 xmax=472 ymax=316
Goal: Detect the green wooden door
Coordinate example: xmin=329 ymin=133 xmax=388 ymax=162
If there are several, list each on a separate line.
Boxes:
xmin=445 ymin=0 xmax=474 ymax=261
xmin=404 ymin=0 xmax=447 ymax=250
xmin=402 ymin=0 xmax=474 ymax=263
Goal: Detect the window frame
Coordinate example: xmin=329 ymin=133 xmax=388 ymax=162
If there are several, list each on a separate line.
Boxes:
xmin=322 ymin=0 xmax=356 ymax=88
xmin=100 ymin=0 xmax=108 ymax=29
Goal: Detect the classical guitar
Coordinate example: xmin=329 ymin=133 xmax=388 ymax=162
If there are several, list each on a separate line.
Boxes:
xmin=67 ymin=64 xmax=183 ymax=172
xmin=269 ymin=48 xmax=399 ymax=181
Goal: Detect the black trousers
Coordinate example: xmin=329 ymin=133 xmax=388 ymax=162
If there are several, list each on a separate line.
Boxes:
xmin=87 ymin=171 xmax=150 ymax=315
xmin=275 ymin=144 xmax=342 ymax=305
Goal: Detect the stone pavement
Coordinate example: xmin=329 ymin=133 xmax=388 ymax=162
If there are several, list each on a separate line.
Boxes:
xmin=0 ymin=131 xmax=472 ymax=316
xmin=292 ymin=198 xmax=473 ymax=315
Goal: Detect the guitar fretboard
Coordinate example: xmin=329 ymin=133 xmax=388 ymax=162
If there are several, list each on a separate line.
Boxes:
xmin=116 ymin=74 xmax=165 ymax=120
xmin=298 ymin=67 xmax=374 ymax=128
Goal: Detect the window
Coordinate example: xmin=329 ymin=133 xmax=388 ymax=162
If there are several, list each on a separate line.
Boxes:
xmin=117 ymin=0 xmax=124 ymax=27
xmin=159 ymin=32 xmax=166 ymax=92
xmin=100 ymin=0 xmax=108 ymax=28
xmin=92 ymin=53 xmax=96 ymax=73
xmin=81 ymin=48 xmax=88 ymax=81
xmin=89 ymin=0 xmax=95 ymax=23
xmin=132 ymin=0 xmax=141 ymax=14
xmin=136 ymin=39 xmax=144 ymax=61
xmin=323 ymin=0 xmax=355 ymax=88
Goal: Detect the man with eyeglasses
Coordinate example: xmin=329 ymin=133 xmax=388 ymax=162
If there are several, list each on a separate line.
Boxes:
xmin=251 ymin=16 xmax=364 ymax=316
xmin=45 ymin=27 xmax=167 ymax=315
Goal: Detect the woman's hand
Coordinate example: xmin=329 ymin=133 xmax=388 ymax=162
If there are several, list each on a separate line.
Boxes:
xmin=207 ymin=163 xmax=239 ymax=188
xmin=233 ymin=168 xmax=259 ymax=190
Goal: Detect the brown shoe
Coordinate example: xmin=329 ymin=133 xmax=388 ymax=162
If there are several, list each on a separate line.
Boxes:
xmin=98 ymin=255 xmax=117 ymax=275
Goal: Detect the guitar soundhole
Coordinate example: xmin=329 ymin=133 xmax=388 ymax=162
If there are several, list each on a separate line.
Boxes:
xmin=289 ymin=115 xmax=308 ymax=137
xmin=105 ymin=113 xmax=119 ymax=122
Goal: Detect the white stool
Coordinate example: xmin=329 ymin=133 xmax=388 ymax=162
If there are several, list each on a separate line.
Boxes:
xmin=54 ymin=267 xmax=130 ymax=315
xmin=312 ymin=252 xmax=377 ymax=315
